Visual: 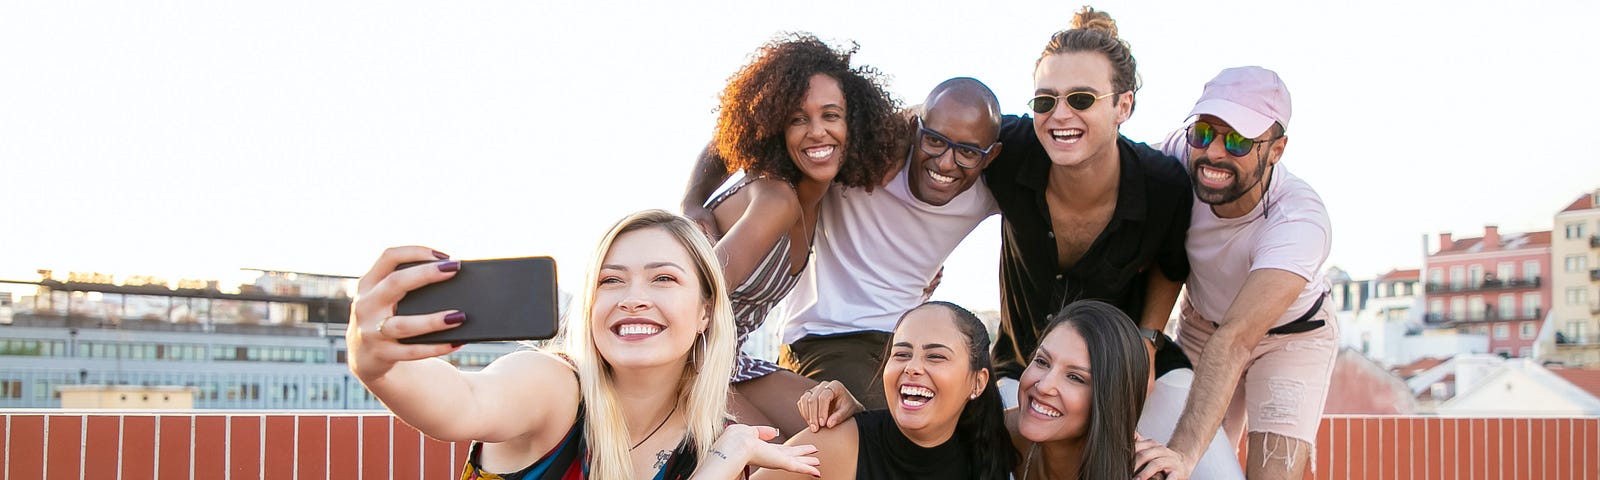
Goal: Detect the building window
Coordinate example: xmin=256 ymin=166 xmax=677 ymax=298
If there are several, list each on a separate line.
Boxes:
xmin=1430 ymin=299 xmax=1445 ymax=314
xmin=1401 ymin=282 xmax=1414 ymax=296
xmin=1497 ymin=262 xmax=1515 ymax=281
xmin=1429 ymin=268 xmax=1444 ymax=287
xmin=1469 ymin=296 xmax=1486 ymax=320
xmin=1569 ymin=287 xmax=1590 ymax=305
xmin=1520 ymin=322 xmax=1536 ymax=339
xmin=1568 ymin=222 xmax=1589 ymax=239
xmin=1450 ymin=266 xmax=1466 ymax=289
xmin=1570 ymin=321 xmax=1590 ymax=341
xmin=1469 ymin=265 xmax=1484 ymax=287
xmin=1566 ymin=255 xmax=1589 ymax=273
xmin=1475 ymin=326 xmax=1490 ymax=336
xmin=1452 ymin=298 xmax=1467 ymax=320
xmin=1518 ymin=347 xmax=1532 ymax=358
xmin=1524 ymin=261 xmax=1540 ymax=281
xmin=1493 ymin=324 xmax=1509 ymax=339
xmin=1499 ymin=294 xmax=1516 ymax=319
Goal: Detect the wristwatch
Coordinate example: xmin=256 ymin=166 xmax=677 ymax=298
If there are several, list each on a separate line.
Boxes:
xmin=1139 ymin=328 xmax=1167 ymax=351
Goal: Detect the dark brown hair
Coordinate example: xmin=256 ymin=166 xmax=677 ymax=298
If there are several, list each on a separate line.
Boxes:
xmin=1037 ymin=300 xmax=1149 ymax=480
xmin=712 ymin=33 xmax=901 ymax=189
xmin=1036 ymin=6 xmax=1141 ymax=114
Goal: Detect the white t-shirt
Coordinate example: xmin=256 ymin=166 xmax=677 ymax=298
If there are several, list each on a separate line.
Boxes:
xmin=1159 ymin=131 xmax=1332 ymax=328
xmin=780 ymin=161 xmax=999 ymax=343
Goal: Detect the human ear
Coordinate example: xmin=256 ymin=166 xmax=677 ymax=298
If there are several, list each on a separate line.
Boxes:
xmin=1267 ymin=135 xmax=1289 ymax=166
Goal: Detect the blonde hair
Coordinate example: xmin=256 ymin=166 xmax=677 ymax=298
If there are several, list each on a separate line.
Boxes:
xmin=560 ymin=209 xmax=736 ymax=479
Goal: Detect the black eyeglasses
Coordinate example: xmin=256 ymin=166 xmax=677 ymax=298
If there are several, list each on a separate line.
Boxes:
xmin=1185 ymin=120 xmax=1280 ymax=157
xmin=916 ymin=117 xmax=997 ymax=169
xmin=1026 ymin=91 xmax=1117 ymax=114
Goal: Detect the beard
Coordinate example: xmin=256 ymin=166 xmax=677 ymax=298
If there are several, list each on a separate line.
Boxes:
xmin=1190 ymin=156 xmax=1263 ymax=205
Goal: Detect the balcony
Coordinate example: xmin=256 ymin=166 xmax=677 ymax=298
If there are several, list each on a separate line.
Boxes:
xmin=1591 ymin=268 xmax=1600 ymax=282
xmin=1426 ymin=308 xmax=1543 ymax=325
xmin=1556 ymin=331 xmax=1600 ymax=345
xmin=1591 ymin=234 xmax=1600 ymax=248
xmin=1425 ymin=276 xmax=1541 ymax=294
xmin=3 ymin=411 xmax=1596 ymax=480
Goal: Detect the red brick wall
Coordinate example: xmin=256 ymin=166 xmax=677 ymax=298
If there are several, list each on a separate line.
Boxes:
xmin=2 ymin=412 xmax=1597 ymax=479
xmin=2 ymin=412 xmax=469 ymax=479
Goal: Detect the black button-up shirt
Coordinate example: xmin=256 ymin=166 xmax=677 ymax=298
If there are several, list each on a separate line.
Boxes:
xmin=986 ymin=115 xmax=1192 ymax=379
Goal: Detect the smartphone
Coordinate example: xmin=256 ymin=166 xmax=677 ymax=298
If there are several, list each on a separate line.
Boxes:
xmin=394 ymin=256 xmax=560 ymax=344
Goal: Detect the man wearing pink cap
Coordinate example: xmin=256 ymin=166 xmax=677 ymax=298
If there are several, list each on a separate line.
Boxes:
xmin=1155 ymin=66 xmax=1336 ymax=479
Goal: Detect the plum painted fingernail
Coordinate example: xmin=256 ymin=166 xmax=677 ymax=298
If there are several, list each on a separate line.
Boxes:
xmin=432 ymin=250 xmax=450 ymax=260
xmin=444 ymin=312 xmax=466 ymax=324
xmin=437 ymin=261 xmax=460 ymax=272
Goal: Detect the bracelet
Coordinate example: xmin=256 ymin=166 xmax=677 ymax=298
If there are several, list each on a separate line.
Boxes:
xmin=1139 ymin=328 xmax=1167 ymax=350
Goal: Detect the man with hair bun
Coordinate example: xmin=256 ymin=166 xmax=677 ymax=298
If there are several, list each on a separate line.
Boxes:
xmin=986 ymin=5 xmax=1194 ymax=408
xmin=1155 ymin=66 xmax=1336 ymax=480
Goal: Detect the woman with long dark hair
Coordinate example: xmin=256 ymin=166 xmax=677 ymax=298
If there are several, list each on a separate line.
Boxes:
xmin=756 ymin=301 xmax=1015 ymax=479
xmin=800 ymin=300 xmax=1186 ymax=479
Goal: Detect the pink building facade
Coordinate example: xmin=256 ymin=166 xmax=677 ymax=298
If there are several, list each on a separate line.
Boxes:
xmin=1424 ymin=226 xmax=1552 ymax=357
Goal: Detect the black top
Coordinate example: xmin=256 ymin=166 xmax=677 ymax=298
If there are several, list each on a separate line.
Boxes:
xmin=985 ymin=115 xmax=1193 ymax=380
xmin=853 ymin=410 xmax=971 ymax=480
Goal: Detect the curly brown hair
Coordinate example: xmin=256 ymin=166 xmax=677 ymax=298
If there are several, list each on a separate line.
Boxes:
xmin=712 ymin=33 xmax=902 ymax=189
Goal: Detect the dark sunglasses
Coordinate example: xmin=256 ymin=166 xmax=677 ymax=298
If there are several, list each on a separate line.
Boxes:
xmin=1185 ymin=120 xmax=1280 ymax=157
xmin=916 ymin=117 xmax=997 ymax=169
xmin=1026 ymin=91 xmax=1116 ymax=114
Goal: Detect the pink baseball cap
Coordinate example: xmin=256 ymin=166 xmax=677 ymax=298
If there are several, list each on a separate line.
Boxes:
xmin=1187 ymin=66 xmax=1291 ymax=138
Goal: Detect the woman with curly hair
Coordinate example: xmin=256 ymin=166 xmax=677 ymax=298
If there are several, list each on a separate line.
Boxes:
xmin=700 ymin=33 xmax=903 ymax=440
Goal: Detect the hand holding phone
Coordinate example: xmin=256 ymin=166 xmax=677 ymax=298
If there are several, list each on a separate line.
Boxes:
xmin=394 ymin=257 xmax=560 ymax=344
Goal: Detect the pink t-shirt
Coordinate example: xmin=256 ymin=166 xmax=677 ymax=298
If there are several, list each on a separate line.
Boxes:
xmin=1159 ymin=131 xmax=1332 ymax=327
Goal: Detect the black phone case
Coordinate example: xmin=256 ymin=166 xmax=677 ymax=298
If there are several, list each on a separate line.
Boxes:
xmin=394 ymin=257 xmax=559 ymax=344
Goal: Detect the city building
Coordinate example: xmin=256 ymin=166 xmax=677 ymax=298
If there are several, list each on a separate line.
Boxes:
xmin=0 ymin=269 xmax=519 ymax=409
xmin=1549 ymin=188 xmax=1600 ymax=366
xmin=1334 ymin=267 xmax=1487 ymax=366
xmin=1423 ymin=226 xmax=1552 ymax=358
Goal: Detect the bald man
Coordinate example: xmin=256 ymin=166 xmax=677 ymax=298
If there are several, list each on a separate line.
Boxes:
xmin=682 ymin=78 xmax=1004 ymax=409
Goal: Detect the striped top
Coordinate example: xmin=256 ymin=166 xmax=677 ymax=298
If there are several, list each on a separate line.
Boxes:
xmin=706 ymin=177 xmax=809 ymax=383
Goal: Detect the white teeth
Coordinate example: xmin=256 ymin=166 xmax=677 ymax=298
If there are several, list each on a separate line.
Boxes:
xmin=806 ymin=146 xmax=835 ymax=158
xmin=1199 ymin=166 xmax=1233 ymax=181
xmin=1049 ymin=129 xmax=1083 ymax=144
xmin=928 ymin=169 xmax=956 ymax=184
xmin=1030 ymin=399 xmax=1063 ymax=418
xmin=617 ymin=324 xmax=662 ymax=336
xmin=900 ymin=385 xmax=934 ymax=397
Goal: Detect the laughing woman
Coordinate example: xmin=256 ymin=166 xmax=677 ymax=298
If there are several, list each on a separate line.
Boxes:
xmin=346 ymin=210 xmax=819 ymax=479
xmin=755 ymin=301 xmax=1016 ymax=480
xmin=702 ymin=33 xmax=902 ymax=439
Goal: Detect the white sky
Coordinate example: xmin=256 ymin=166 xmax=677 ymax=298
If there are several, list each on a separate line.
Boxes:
xmin=3 ymin=0 xmax=1597 ymax=313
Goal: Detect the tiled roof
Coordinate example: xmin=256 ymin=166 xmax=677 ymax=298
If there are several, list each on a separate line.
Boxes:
xmin=1549 ymin=367 xmax=1600 ymax=401
xmin=1435 ymin=230 xmax=1552 ymax=254
xmin=1376 ymin=268 xmax=1420 ymax=282
xmin=1560 ymin=193 xmax=1596 ymax=213
xmin=1393 ymin=357 xmax=1448 ymax=379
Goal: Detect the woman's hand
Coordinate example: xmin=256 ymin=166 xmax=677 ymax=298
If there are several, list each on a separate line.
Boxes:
xmin=1133 ymin=433 xmax=1190 ymax=480
xmin=796 ymin=380 xmax=863 ymax=433
xmin=696 ymin=424 xmax=820 ymax=479
xmin=346 ymin=246 xmax=467 ymax=382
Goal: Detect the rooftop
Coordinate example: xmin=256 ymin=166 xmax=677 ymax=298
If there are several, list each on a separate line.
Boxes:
xmin=1435 ymin=230 xmax=1551 ymax=255
xmin=1559 ymin=191 xmax=1597 ymax=213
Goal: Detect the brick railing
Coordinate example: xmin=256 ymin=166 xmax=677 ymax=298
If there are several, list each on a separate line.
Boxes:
xmin=2 ymin=411 xmax=1597 ymax=479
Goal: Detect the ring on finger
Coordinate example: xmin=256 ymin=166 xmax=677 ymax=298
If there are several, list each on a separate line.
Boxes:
xmin=377 ymin=316 xmax=393 ymax=338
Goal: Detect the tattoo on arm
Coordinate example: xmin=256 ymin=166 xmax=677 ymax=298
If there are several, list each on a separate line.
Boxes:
xmin=709 ymin=449 xmax=729 ymax=460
